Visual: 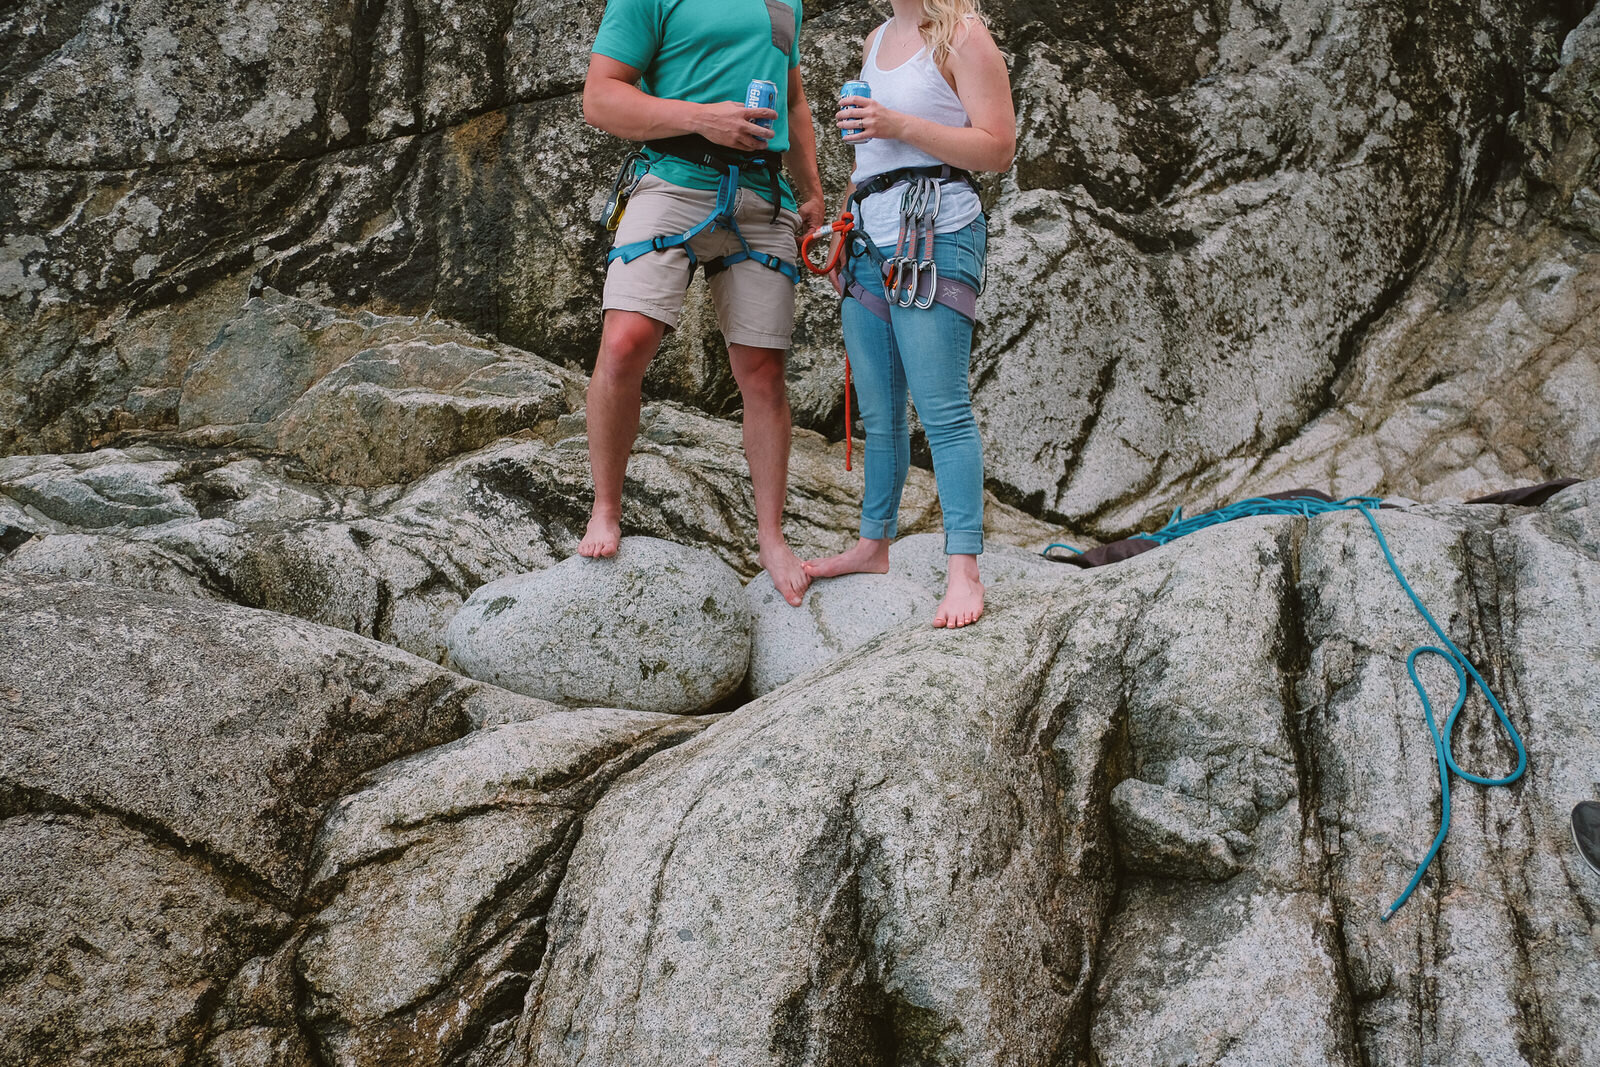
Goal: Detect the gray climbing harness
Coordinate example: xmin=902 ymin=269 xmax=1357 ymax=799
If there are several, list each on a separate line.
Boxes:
xmin=842 ymin=166 xmax=980 ymax=322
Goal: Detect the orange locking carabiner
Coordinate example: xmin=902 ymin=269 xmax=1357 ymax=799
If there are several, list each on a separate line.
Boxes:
xmin=801 ymin=212 xmax=855 ymax=275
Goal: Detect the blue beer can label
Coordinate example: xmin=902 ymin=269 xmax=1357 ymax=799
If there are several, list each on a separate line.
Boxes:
xmin=745 ymin=79 xmax=778 ymax=131
xmin=840 ymin=80 xmax=871 ymax=140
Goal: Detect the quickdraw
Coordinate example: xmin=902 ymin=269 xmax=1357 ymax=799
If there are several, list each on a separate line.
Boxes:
xmin=812 ymin=166 xmax=982 ymax=470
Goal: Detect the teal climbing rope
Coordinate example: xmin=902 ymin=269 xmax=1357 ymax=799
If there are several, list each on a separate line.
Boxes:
xmin=1348 ymin=501 xmax=1528 ymax=920
xmin=1045 ymin=494 xmax=1529 ymax=920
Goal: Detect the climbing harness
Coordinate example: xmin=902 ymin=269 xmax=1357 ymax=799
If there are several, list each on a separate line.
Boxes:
xmin=606 ymin=136 xmax=800 ymax=286
xmin=836 ymin=165 xmax=983 ymax=324
xmin=1044 ymin=493 xmax=1529 ymax=921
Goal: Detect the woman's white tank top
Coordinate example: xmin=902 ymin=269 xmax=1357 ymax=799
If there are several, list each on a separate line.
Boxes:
xmin=849 ymin=19 xmax=983 ymax=249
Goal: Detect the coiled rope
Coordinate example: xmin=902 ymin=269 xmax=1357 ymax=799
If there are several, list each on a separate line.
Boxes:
xmin=1048 ymin=495 xmax=1529 ymax=919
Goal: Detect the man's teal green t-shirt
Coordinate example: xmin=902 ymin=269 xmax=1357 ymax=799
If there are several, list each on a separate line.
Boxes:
xmin=593 ymin=0 xmax=802 ymax=211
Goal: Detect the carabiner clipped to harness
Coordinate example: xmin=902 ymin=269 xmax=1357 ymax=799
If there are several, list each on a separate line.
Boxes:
xmin=912 ymin=260 xmax=938 ymax=309
xmin=601 ymin=150 xmax=649 ymax=232
xmin=801 ymin=212 xmax=855 ymax=275
xmin=892 ymin=259 xmax=921 ymax=307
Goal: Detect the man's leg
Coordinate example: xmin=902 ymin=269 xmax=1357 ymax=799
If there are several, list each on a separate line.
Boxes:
xmin=580 ymin=309 xmax=666 ymax=557
xmin=727 ymin=342 xmax=809 ymax=606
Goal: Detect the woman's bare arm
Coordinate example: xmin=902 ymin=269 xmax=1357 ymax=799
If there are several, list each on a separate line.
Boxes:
xmin=836 ymin=21 xmax=1015 ymax=173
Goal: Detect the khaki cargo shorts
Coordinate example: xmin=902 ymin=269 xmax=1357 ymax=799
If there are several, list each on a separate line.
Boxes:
xmin=603 ymin=174 xmax=802 ymax=350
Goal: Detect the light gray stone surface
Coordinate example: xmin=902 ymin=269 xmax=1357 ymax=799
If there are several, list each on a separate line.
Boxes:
xmin=5 ymin=485 xmax=1599 ymax=1065
xmin=297 ymin=708 xmax=707 ymax=1067
xmin=513 ymin=583 xmax=1122 ymax=1067
xmin=0 ymin=813 xmax=289 ymax=1067
xmin=884 ymin=531 xmax=1070 ymax=596
xmin=508 ymin=486 xmax=1600 ymax=1066
xmin=5 ymin=0 xmax=1600 ymax=1060
xmin=446 ymin=536 xmax=751 ymax=714
xmin=745 ymin=570 xmax=937 ymax=696
xmin=0 ymin=574 xmax=709 ymax=1067
xmin=0 ymin=389 xmax=1067 ymax=663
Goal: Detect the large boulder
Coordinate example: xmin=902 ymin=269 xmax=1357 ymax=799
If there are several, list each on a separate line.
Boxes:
xmin=0 ymin=575 xmax=530 ymax=1063
xmin=507 ymin=483 xmax=1600 ymax=1065
xmin=0 ymin=574 xmax=710 ymax=1067
xmin=446 ymin=536 xmax=751 ymax=714
xmin=293 ymin=708 xmax=706 ymax=1067
xmin=744 ymin=570 xmax=938 ymax=696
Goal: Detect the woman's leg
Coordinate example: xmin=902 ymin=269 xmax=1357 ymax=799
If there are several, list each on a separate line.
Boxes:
xmin=803 ymin=286 xmax=910 ymax=578
xmin=889 ymin=219 xmax=988 ymax=626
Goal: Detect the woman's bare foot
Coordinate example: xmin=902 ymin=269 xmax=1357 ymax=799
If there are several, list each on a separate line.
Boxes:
xmin=577 ymin=511 xmax=622 ymax=558
xmin=934 ymin=554 xmax=984 ymax=628
xmin=802 ymin=537 xmax=891 ymax=579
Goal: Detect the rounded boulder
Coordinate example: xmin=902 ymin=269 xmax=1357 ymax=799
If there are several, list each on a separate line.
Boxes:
xmin=445 ymin=537 xmax=750 ymax=714
xmin=886 ymin=533 xmax=1068 ymax=594
xmin=746 ymin=571 xmax=937 ymax=696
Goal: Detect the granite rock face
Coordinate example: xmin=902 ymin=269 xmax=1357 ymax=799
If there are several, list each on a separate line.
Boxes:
xmin=5 ymin=0 xmax=1600 ymax=1063
xmin=295 ymin=708 xmax=705 ymax=1066
xmin=509 ymin=483 xmax=1600 ymax=1067
xmin=5 ymin=1 xmax=1595 ymax=534
xmin=4 ymin=484 xmax=1597 ymax=1065
xmin=0 ymin=575 xmax=706 ymax=1067
xmin=0 ymin=396 xmax=1063 ymax=663
xmin=744 ymin=570 xmax=938 ymax=697
xmin=447 ymin=537 xmax=751 ymax=714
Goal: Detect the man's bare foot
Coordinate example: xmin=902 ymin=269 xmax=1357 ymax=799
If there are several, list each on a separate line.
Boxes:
xmin=934 ymin=554 xmax=984 ymax=628
xmin=802 ymin=537 xmax=891 ymax=579
xmin=760 ymin=538 xmax=811 ymax=607
xmin=578 ymin=512 xmax=621 ymax=558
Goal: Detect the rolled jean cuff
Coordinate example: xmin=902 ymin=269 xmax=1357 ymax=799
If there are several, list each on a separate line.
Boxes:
xmin=860 ymin=515 xmax=898 ymax=540
xmin=944 ymin=529 xmax=984 ymax=555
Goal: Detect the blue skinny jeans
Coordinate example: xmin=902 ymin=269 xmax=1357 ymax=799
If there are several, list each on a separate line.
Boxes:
xmin=840 ymin=215 xmax=987 ymax=556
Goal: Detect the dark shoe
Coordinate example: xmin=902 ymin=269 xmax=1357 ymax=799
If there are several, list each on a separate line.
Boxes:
xmin=1574 ymin=801 xmax=1600 ymax=877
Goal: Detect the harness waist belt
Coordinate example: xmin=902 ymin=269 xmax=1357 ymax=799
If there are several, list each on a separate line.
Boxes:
xmin=645 ymin=135 xmax=785 ymax=175
xmin=851 ymin=164 xmax=977 ymax=209
xmin=646 ymin=135 xmax=786 ymax=222
xmin=606 ymin=140 xmax=799 ymax=287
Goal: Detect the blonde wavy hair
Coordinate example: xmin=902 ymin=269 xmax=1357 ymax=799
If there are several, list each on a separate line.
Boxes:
xmin=913 ymin=0 xmax=987 ymax=66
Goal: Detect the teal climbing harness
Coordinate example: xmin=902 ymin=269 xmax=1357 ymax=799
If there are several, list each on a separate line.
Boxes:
xmin=1046 ymin=493 xmax=1529 ymax=921
xmin=606 ymin=137 xmax=800 ymax=286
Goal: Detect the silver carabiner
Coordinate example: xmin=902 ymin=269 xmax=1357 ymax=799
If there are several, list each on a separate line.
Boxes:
xmin=896 ymin=260 xmax=921 ymax=307
xmin=913 ymin=260 xmax=938 ymax=309
xmin=922 ymin=178 xmax=942 ymax=227
xmin=882 ymin=257 xmax=903 ymax=300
